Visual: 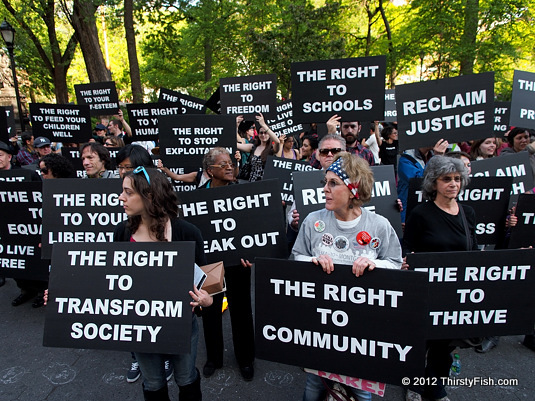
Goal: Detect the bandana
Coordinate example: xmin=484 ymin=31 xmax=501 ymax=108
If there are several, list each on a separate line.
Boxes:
xmin=327 ymin=158 xmax=359 ymax=199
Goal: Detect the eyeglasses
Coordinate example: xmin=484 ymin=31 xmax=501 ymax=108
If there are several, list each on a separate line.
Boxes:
xmin=104 ymin=142 xmax=113 ymax=146
xmin=438 ymin=176 xmax=461 ymax=183
xmin=318 ymin=148 xmax=342 ymax=156
xmin=117 ymin=165 xmax=134 ymax=171
xmin=133 ymin=166 xmax=150 ymax=185
xmin=321 ymin=178 xmax=343 ymax=188
xmin=258 ymin=131 xmax=268 ymax=135
xmin=210 ymin=162 xmax=235 ymax=169
xmin=40 ymin=167 xmax=48 ymax=175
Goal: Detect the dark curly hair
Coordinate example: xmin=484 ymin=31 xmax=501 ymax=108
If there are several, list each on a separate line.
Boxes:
xmin=79 ymin=142 xmax=112 ymax=170
xmin=123 ymin=168 xmax=178 ymax=242
xmin=40 ymin=153 xmax=75 ymax=178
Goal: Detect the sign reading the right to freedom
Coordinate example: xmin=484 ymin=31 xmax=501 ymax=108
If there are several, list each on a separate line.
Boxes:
xmin=509 ymin=70 xmax=535 ymax=130
xmin=219 ymin=74 xmax=277 ymax=119
xmin=396 ymin=72 xmax=494 ymax=150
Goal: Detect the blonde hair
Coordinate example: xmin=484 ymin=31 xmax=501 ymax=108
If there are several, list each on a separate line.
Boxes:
xmin=331 ymin=152 xmax=374 ymax=206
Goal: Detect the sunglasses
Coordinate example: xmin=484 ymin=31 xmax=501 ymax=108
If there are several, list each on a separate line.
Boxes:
xmin=438 ymin=176 xmax=461 ymax=183
xmin=318 ymin=148 xmax=342 ymax=156
xmin=210 ymin=162 xmax=235 ymax=169
xmin=40 ymin=167 xmax=48 ymax=175
xmin=133 ymin=166 xmax=150 ymax=185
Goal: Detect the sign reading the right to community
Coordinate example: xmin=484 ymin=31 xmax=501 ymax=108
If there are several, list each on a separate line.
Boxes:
xmin=396 ymin=72 xmax=494 ymax=150
xmin=30 ymin=103 xmax=92 ymax=143
xmin=509 ymin=70 xmax=535 ymax=130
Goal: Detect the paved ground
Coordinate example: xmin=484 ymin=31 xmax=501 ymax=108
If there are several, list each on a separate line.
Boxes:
xmin=1 ymin=277 xmax=534 ymax=400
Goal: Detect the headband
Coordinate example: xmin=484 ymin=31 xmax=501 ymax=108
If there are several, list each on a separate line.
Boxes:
xmin=327 ymin=158 xmax=359 ymax=199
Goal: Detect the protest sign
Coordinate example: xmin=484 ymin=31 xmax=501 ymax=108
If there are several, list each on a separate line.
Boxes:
xmin=263 ymin=156 xmax=315 ymax=205
xmin=205 ymin=87 xmax=221 ymax=114
xmin=266 ymin=101 xmax=304 ymax=138
xmin=0 ymin=169 xmax=33 ymax=182
xmin=509 ymin=70 xmax=535 ymax=130
xmin=126 ymin=103 xmax=181 ymax=140
xmin=0 ymin=106 xmax=11 ymax=143
xmin=177 ymin=180 xmax=288 ymax=265
xmin=471 ymin=152 xmax=534 ymax=207
xmin=494 ymin=102 xmax=511 ymax=137
xmin=407 ymin=249 xmax=535 ymax=339
xmin=159 ymin=114 xmax=235 ymax=171
xmin=158 ymin=88 xmax=207 ymax=114
xmin=5 ymin=106 xmax=16 ymax=139
xmin=30 ymin=103 xmax=92 ymax=143
xmin=396 ymin=73 xmax=494 ymax=150
xmin=384 ymin=89 xmax=397 ymax=122
xmin=292 ymin=165 xmax=402 ymax=237
xmin=0 ymin=182 xmax=49 ymax=280
xmin=406 ymin=177 xmax=512 ymax=245
xmin=74 ymin=82 xmax=120 ymax=116
xmin=62 ymin=147 xmax=120 ymax=178
xmin=43 ymin=242 xmax=194 ymax=353
xmin=220 ymin=74 xmax=277 ymax=119
xmin=291 ymin=56 xmax=386 ymax=124
xmin=41 ymin=179 xmax=125 ymax=259
xmin=255 ymin=258 xmax=428 ymax=384
xmin=509 ymin=193 xmax=535 ymax=249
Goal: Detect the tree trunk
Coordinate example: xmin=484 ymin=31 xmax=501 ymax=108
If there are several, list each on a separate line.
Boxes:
xmin=378 ymin=0 xmax=396 ymax=87
xmin=124 ymin=0 xmax=143 ymax=102
xmin=204 ymin=37 xmax=213 ymax=97
xmin=459 ymin=0 xmax=479 ymax=75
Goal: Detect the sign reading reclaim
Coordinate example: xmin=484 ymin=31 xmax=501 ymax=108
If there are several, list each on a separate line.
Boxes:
xmin=126 ymin=103 xmax=181 ymax=140
xmin=396 ymin=72 xmax=494 ymax=150
xmin=407 ymin=249 xmax=535 ymax=339
xmin=220 ymin=74 xmax=277 ymax=119
xmin=255 ymin=258 xmax=428 ymax=384
xmin=177 ymin=180 xmax=288 ymax=265
xmin=291 ymin=56 xmax=386 ymax=124
xmin=509 ymin=70 xmax=535 ymax=130
xmin=0 ymin=182 xmax=49 ymax=280
xmin=159 ymin=88 xmax=207 ymax=114
xmin=263 ymin=156 xmax=316 ymax=205
xmin=74 ymin=82 xmax=120 ymax=116
xmin=30 ymin=103 xmax=92 ymax=143
xmin=43 ymin=242 xmax=194 ymax=353
xmin=41 ymin=179 xmax=125 ymax=259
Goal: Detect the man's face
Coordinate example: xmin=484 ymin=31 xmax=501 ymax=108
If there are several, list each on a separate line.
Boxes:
xmin=317 ymin=138 xmax=344 ymax=169
xmin=340 ymin=122 xmax=360 ymax=146
xmin=0 ymin=150 xmax=12 ymax=170
xmin=37 ymin=145 xmax=52 ymax=157
xmin=81 ymin=148 xmax=105 ymax=177
xmin=95 ymin=129 xmax=107 ymax=137
xmin=108 ymin=123 xmax=120 ymax=136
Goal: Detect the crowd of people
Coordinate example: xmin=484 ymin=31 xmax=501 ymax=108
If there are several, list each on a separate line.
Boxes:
xmin=0 ymin=109 xmax=534 ymax=401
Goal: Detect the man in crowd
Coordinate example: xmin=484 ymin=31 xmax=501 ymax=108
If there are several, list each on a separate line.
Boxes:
xmin=326 ymin=114 xmax=375 ymax=165
xmin=80 ymin=142 xmax=118 ymax=178
xmin=16 ymin=132 xmax=39 ymax=166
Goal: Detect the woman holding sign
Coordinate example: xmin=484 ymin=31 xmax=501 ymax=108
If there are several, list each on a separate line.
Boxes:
xmin=292 ymin=152 xmax=402 ymax=401
xmin=115 ymin=167 xmax=212 ymax=401
xmin=403 ymin=156 xmax=477 ymax=401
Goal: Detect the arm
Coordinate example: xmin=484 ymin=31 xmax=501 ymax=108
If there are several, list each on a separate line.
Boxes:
xmin=158 ymin=159 xmax=198 ymax=182
xmin=275 ymin=134 xmax=286 ymax=157
xmin=326 ymin=114 xmax=341 ymax=134
xmin=256 ymin=112 xmax=279 ymax=148
xmin=373 ymin=121 xmax=382 ymax=147
xmin=116 ymin=109 xmax=132 ymax=137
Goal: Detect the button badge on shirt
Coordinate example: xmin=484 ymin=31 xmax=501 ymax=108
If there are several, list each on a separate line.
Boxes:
xmin=314 ymin=220 xmax=326 ymax=232
xmin=334 ymin=236 xmax=349 ymax=252
xmin=356 ymin=231 xmax=372 ymax=246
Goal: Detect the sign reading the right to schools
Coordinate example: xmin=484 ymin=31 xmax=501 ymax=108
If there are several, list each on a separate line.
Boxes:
xmin=396 ymin=72 xmax=494 ymax=150
xmin=509 ymin=193 xmax=535 ymax=249
xmin=41 ymin=179 xmax=125 ymax=259
xmin=177 ymin=180 xmax=288 ymax=266
xmin=158 ymin=88 xmax=207 ymax=114
xmin=291 ymin=56 xmax=386 ymax=124
xmin=126 ymin=103 xmax=181 ymax=140
xmin=255 ymin=258 xmax=428 ymax=384
xmin=44 ymin=242 xmax=194 ymax=353
xmin=74 ymin=81 xmax=120 ymax=116
xmin=30 ymin=103 xmax=92 ymax=143
xmin=407 ymin=249 xmax=535 ymax=339
xmin=509 ymin=70 xmax=535 ymax=130
xmin=220 ymin=74 xmax=277 ymax=119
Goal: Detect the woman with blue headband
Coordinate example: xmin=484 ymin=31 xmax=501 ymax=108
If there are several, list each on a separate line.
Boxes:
xmin=291 ymin=151 xmax=402 ymax=401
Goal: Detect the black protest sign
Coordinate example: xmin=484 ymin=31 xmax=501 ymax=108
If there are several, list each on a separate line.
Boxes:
xmin=0 ymin=169 xmax=33 ymax=182
xmin=406 ymin=177 xmax=512 ymax=245
xmin=509 ymin=194 xmax=535 ymax=249
xmin=494 ymin=102 xmax=511 ymax=137
xmin=5 ymin=106 xmax=16 ymax=138
xmin=510 ymin=70 xmax=535 ymax=130
xmin=291 ymin=56 xmax=386 ymax=124
xmin=30 ymin=103 xmax=92 ymax=142
xmin=396 ymin=73 xmax=494 ymax=151
xmin=44 ymin=242 xmax=194 ymax=353
xmin=41 ymin=179 xmax=125 ymax=259
xmin=266 ymin=101 xmax=304 ymax=138
xmin=263 ymin=156 xmax=316 ymax=205
xmin=220 ymin=74 xmax=277 ymax=119
xmin=384 ymin=89 xmax=397 ymax=122
xmin=292 ymin=165 xmax=402 ymax=237
xmin=62 ymin=147 xmax=120 ymax=179
xmin=0 ymin=182 xmax=49 ymax=280
xmin=255 ymin=258 xmax=427 ymax=384
xmin=159 ymin=114 xmax=236 ymax=171
xmin=126 ymin=103 xmax=181 ymax=140
xmin=177 ymin=180 xmax=288 ymax=265
xmin=74 ymin=82 xmax=120 ymax=116
xmin=471 ymin=152 xmax=534 ymax=207
xmin=158 ymin=88 xmax=207 ymax=114
xmin=407 ymin=249 xmax=535 ymax=339
xmin=0 ymin=106 xmax=10 ymax=143
xmin=205 ymin=87 xmax=221 ymax=114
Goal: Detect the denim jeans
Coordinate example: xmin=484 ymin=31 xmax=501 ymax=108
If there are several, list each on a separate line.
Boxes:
xmin=135 ymin=315 xmax=199 ymax=391
xmin=303 ymin=372 xmax=372 ymax=401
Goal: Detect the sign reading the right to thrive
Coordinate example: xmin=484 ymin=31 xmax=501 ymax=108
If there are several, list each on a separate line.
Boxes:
xmin=74 ymin=81 xmax=120 ymax=116
xmin=509 ymin=70 xmax=535 ymax=130
xmin=291 ymin=56 xmax=386 ymax=124
xmin=396 ymin=72 xmax=494 ymax=150
xmin=220 ymin=74 xmax=277 ymax=119
xmin=29 ymin=103 xmax=92 ymax=143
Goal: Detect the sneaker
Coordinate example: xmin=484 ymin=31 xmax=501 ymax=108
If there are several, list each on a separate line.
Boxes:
xmin=32 ymin=295 xmax=45 ymax=308
xmin=164 ymin=360 xmax=173 ymax=381
xmin=127 ymin=361 xmax=141 ymax=383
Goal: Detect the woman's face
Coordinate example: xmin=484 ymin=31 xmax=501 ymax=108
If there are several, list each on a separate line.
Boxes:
xmin=389 ymin=129 xmax=398 ymax=141
xmin=513 ymin=131 xmax=530 ymax=152
xmin=246 ymin=127 xmax=255 ymax=140
xmin=284 ymin=137 xmax=294 ymax=150
xmin=258 ymin=129 xmax=269 ymax=144
xmin=301 ymin=139 xmax=312 ymax=158
xmin=479 ymin=137 xmax=497 ymax=157
xmin=323 ymin=171 xmax=352 ymax=214
xmin=39 ymin=161 xmax=53 ymax=179
xmin=209 ymin=153 xmax=234 ymax=183
xmin=434 ymin=172 xmax=461 ymax=201
xmin=119 ymin=176 xmax=145 ymax=217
